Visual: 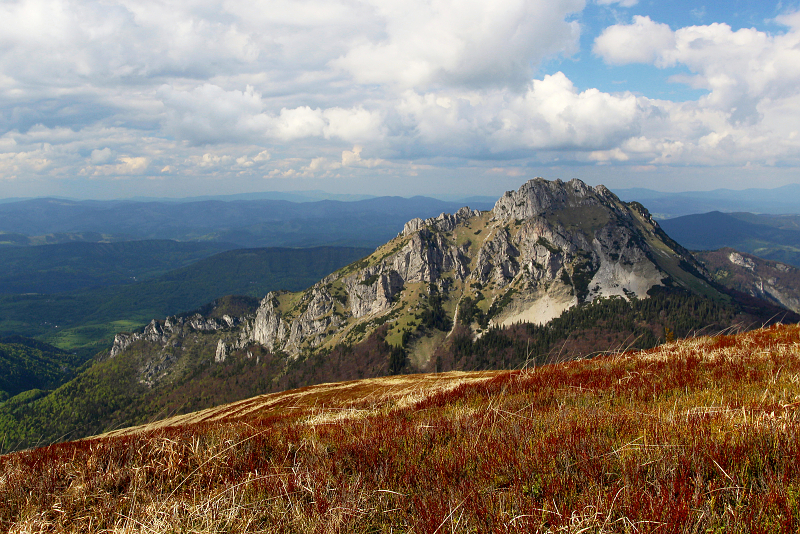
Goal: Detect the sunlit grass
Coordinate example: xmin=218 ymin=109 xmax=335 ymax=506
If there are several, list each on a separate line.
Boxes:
xmin=2 ymin=324 xmax=800 ymax=532
xmin=41 ymin=320 xmax=145 ymax=351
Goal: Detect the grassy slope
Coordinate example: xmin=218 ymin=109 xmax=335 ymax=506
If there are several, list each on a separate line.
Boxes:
xmin=2 ymin=323 xmax=799 ymax=532
xmin=0 ymin=282 xmax=789 ymax=455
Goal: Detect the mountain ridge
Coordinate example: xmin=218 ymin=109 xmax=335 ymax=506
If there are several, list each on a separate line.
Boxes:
xmin=659 ymin=211 xmax=800 ymax=267
xmin=1 ymin=177 xmax=796 ymax=453
xmin=0 ymin=195 xmax=496 ymax=248
xmin=109 ymin=178 xmax=736 ymax=378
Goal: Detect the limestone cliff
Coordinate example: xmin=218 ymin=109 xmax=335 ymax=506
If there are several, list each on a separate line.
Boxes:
xmin=694 ymin=248 xmax=800 ymax=314
xmin=109 ymin=177 xmax=727 ymax=383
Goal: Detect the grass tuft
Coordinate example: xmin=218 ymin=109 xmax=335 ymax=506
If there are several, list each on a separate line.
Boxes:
xmin=2 ymin=324 xmax=800 ymax=531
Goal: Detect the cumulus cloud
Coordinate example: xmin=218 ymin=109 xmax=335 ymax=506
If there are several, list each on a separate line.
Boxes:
xmin=593 ymin=16 xmax=674 ymax=65
xmin=83 ymin=155 xmax=149 ymax=176
xmin=90 ymin=148 xmax=114 ymax=164
xmin=4 ymin=0 xmax=800 ymax=195
xmin=395 ymin=73 xmax=647 ymax=156
xmin=594 ymin=15 xmax=800 ymax=123
xmin=159 ymin=84 xmax=267 ymax=144
xmin=341 ymin=145 xmax=383 ymax=167
xmin=158 ymin=84 xmax=386 ymax=145
xmin=331 ymin=0 xmax=584 ymax=90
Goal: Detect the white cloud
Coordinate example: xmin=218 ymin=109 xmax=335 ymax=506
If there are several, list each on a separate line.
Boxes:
xmin=270 ymin=107 xmax=326 ymax=141
xmin=331 ymin=0 xmax=584 ymax=90
xmin=595 ymin=0 xmax=637 ymax=6
xmin=159 ymin=84 xmax=267 ymax=144
xmin=593 ymin=16 xmax=675 ymax=65
xmin=341 ymin=145 xmax=383 ymax=167
xmin=594 ymin=15 xmax=800 ymax=123
xmin=90 ymin=147 xmax=114 ymax=164
xmin=83 ymin=155 xmax=149 ymax=176
xmin=0 ymin=150 xmax=52 ymax=178
xmin=3 ymin=1 xmax=800 ymax=196
xmin=158 ymin=84 xmax=386 ymax=145
xmin=395 ymin=73 xmax=647 ymax=155
xmin=322 ymin=108 xmax=385 ymax=142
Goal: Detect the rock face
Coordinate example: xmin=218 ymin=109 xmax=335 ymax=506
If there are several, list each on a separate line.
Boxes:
xmin=694 ymin=248 xmax=800 ymax=314
xmin=492 ymin=178 xmax=616 ymax=220
xmin=110 ymin=177 xmax=722 ymax=373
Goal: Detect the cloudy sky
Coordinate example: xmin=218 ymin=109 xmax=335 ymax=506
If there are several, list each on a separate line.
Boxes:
xmin=1 ymin=0 xmax=798 ymax=199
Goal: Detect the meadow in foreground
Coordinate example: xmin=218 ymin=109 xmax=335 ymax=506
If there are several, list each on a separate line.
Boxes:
xmin=1 ymin=323 xmax=799 ymax=533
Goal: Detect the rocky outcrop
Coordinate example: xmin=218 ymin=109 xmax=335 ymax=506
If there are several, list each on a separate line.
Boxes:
xmin=401 ymin=206 xmax=480 ymax=236
xmin=492 ymin=178 xmax=621 ymax=221
xmin=694 ymin=248 xmax=800 ymax=314
xmin=110 ymin=177 xmax=722 ymax=364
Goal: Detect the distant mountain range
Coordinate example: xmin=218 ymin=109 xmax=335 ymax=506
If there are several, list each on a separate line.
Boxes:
xmin=0 ymin=240 xmax=238 ymax=294
xmin=614 ymin=183 xmax=800 ymax=219
xmin=659 ymin=211 xmax=800 ymax=267
xmin=0 ymin=196 xmax=496 ymax=249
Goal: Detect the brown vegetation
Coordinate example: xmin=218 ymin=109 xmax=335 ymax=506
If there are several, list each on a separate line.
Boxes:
xmin=2 ymin=323 xmax=800 ymax=532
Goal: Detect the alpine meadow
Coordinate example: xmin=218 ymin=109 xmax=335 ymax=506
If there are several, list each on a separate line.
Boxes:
xmin=2 ymin=178 xmax=800 ymax=531
xmin=5 ymin=0 xmax=800 ymax=529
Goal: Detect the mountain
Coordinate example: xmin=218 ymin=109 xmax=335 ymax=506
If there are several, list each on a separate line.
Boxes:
xmin=111 ymin=177 xmax=725 ymax=368
xmin=126 ymin=189 xmax=376 ymax=202
xmin=693 ymin=248 xmax=800 ymax=314
xmin=4 ymin=323 xmax=800 ymax=531
xmin=614 ymin=183 xmax=800 ymax=219
xmin=1 ymin=178 xmax=794 ymax=453
xmin=0 ymin=196 xmax=496 ymax=249
xmin=659 ymin=211 xmax=800 ymax=266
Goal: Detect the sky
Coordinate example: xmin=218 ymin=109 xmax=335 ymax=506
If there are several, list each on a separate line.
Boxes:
xmin=1 ymin=0 xmax=800 ymax=199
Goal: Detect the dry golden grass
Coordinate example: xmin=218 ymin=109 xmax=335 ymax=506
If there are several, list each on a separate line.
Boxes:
xmin=2 ymin=324 xmax=800 ymax=532
xmin=97 ymin=370 xmax=503 ymax=440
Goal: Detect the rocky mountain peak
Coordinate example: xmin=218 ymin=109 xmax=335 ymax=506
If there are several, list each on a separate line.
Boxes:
xmin=401 ymin=206 xmax=480 ymax=236
xmin=492 ymin=178 xmax=619 ymax=221
xmin=110 ymin=177 xmax=728 ymax=380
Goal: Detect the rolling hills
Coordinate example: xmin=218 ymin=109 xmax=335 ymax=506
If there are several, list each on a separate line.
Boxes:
xmin=0 ymin=239 xmax=237 ymax=294
xmin=0 ymin=337 xmax=83 ymax=402
xmin=0 ymin=196 xmax=495 ymax=249
xmin=659 ymin=211 xmax=800 ymax=267
xmin=615 ymin=183 xmax=800 ymax=219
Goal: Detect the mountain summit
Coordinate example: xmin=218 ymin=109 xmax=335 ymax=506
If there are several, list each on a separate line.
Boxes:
xmin=5 ymin=177 xmax=794 ymax=453
xmin=112 ymin=177 xmax=720 ymax=377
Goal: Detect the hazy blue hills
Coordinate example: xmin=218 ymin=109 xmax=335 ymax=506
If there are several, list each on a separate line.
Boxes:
xmin=614 ymin=183 xmax=800 ymax=219
xmin=660 ymin=211 xmax=800 ymax=266
xmin=0 ymin=196 xmax=495 ymax=248
xmin=129 ymin=190 xmax=377 ymax=202
xmin=0 ymin=246 xmax=371 ymax=357
xmin=0 ymin=240 xmax=237 ymax=294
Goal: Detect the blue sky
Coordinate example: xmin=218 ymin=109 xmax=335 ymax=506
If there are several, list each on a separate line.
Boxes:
xmin=1 ymin=0 xmax=799 ymax=199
